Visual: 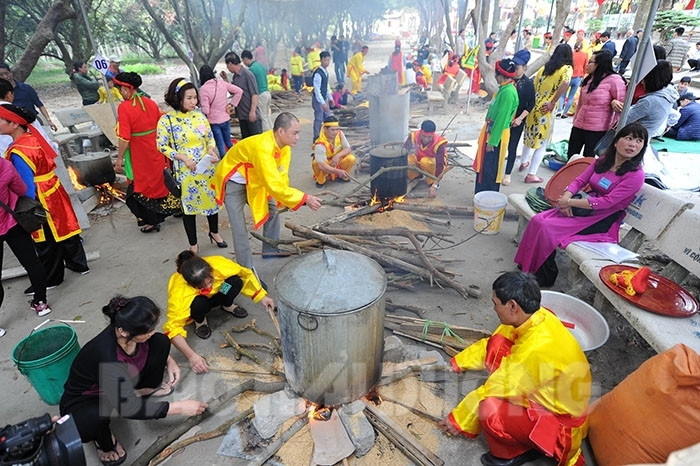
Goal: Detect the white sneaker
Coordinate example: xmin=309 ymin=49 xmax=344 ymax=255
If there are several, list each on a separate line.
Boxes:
xmin=0 ymin=328 xmax=5 ymax=338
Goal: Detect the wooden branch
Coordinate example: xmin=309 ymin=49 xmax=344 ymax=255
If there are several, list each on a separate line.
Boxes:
xmin=363 ymin=401 xmax=444 ymax=466
xmin=250 ymin=415 xmax=309 ymax=466
xmin=132 ymin=379 xmax=286 ymax=466
xmin=230 ymin=319 xmax=282 ymax=352
xmin=385 ymin=301 xmax=426 ymax=316
xmin=148 ymin=408 xmax=254 ymax=466
xmin=345 ymin=165 xmax=438 ymax=199
xmin=287 ymin=222 xmax=473 ymax=299
xmin=223 ymin=331 xmax=284 ymax=376
xmin=312 ymin=203 xmax=381 ymax=228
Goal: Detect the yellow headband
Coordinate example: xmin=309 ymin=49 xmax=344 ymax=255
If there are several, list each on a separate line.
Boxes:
xmin=175 ymin=79 xmax=189 ymax=93
xmin=322 ymin=121 xmax=339 ymax=128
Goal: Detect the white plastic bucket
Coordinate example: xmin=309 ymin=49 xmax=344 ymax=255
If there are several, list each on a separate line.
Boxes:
xmin=473 ymin=191 xmax=508 ymax=234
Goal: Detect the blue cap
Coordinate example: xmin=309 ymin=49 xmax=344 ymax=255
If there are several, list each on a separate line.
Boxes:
xmin=512 ymin=49 xmax=531 ymax=66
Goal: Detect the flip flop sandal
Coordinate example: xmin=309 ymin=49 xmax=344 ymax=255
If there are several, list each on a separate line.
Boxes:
xmin=95 ymin=439 xmax=127 ymax=466
xmin=224 ymin=305 xmax=248 ymax=318
xmin=518 ymin=161 xmax=530 ymax=172
xmin=143 ymin=383 xmax=174 ymax=398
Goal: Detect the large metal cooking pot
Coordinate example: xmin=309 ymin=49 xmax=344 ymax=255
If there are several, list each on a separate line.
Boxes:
xmin=274 ymin=250 xmax=386 ymax=405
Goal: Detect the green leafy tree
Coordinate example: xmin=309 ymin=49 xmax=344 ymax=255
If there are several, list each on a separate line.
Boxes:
xmin=653 ymin=10 xmax=700 ymax=43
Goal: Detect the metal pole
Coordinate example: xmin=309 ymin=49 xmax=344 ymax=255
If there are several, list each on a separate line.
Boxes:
xmin=466 ymin=0 xmax=482 ymax=115
xmin=514 ymin=0 xmax=527 ymax=52
xmin=617 ymin=0 xmax=662 ymax=128
xmin=546 ymin=0 xmax=555 ymax=34
xmin=76 ymin=0 xmax=118 ymax=119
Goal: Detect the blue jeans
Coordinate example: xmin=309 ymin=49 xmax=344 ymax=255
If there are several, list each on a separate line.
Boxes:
xmin=334 ymin=61 xmax=346 ymax=84
xmin=292 ymin=75 xmax=303 ymax=93
xmin=558 ymin=76 xmax=582 ymax=115
xmin=210 ymin=121 xmax=232 ymax=157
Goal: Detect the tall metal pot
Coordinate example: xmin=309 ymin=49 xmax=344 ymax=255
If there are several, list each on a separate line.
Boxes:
xmin=274 ymin=250 xmax=386 ymax=405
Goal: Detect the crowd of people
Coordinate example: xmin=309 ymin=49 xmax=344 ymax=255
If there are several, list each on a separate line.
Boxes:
xmin=0 ymin=23 xmax=696 ymax=464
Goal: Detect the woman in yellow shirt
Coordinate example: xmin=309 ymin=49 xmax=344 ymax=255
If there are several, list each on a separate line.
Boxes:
xmin=164 ymin=251 xmax=275 ymax=374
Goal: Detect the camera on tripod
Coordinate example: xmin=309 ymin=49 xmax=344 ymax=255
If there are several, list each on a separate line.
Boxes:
xmin=0 ymin=414 xmax=85 ymax=466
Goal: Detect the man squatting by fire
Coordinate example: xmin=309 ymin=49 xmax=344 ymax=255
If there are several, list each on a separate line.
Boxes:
xmin=402 ymin=119 xmax=447 ymax=198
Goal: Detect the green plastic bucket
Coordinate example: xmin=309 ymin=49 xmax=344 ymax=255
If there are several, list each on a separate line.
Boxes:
xmin=12 ymin=325 xmax=80 ymax=405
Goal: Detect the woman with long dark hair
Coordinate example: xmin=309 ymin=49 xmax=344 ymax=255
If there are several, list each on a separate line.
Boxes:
xmin=567 ymin=49 xmax=626 ymax=157
xmin=0 ymin=104 xmax=89 ymax=298
xmin=114 ymin=71 xmax=181 ymax=233
xmin=158 ymin=78 xmax=224 ymax=252
xmin=60 ymin=295 xmax=207 ymax=466
xmin=198 ymin=65 xmax=243 ymax=158
xmin=519 ymin=44 xmax=573 ymax=183
xmin=515 ymin=122 xmax=647 ymax=286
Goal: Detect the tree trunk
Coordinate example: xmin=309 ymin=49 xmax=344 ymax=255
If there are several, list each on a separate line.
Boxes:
xmin=443 ymin=0 xmax=454 ymax=51
xmin=11 ymin=0 xmax=75 ymax=82
xmin=633 ymin=0 xmax=653 ymax=32
xmin=481 ymin=5 xmax=522 ymax=97
xmin=0 ymin=0 xmax=6 ymax=62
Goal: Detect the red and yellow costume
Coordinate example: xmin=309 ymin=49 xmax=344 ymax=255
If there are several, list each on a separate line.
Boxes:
xmin=211 ymin=130 xmax=307 ymax=229
xmin=389 ymin=50 xmax=405 ymax=85
xmin=403 ymin=130 xmax=447 ymax=185
xmin=116 ymin=92 xmax=169 ymax=199
xmin=448 ymin=308 xmax=591 ymax=466
xmin=5 ymin=132 xmax=80 ymax=242
xmin=312 ymin=122 xmax=356 ymax=185
xmin=164 ymin=256 xmax=266 ymax=340
xmin=347 ymin=51 xmax=366 ymax=95
xmin=437 ymin=57 xmax=460 ymax=87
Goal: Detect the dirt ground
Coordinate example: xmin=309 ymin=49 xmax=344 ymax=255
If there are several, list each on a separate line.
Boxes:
xmin=0 ymin=40 xmax=694 ymax=465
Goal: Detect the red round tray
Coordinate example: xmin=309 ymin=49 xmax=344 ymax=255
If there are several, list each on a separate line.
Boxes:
xmin=544 ymin=158 xmax=594 ymax=204
xmin=599 ymin=265 xmax=699 ymax=317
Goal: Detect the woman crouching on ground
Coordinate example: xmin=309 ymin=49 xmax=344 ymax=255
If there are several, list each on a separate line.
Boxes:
xmin=60 ymin=295 xmax=207 ymax=466
xmin=514 ymin=122 xmax=647 ymax=287
xmin=164 ymin=250 xmax=275 ymax=374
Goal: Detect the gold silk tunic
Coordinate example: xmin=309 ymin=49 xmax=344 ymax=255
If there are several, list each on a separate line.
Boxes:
xmin=163 ymin=255 xmax=266 ymax=340
xmin=449 ymin=308 xmax=591 ymax=466
xmin=211 ymin=130 xmax=307 ymax=229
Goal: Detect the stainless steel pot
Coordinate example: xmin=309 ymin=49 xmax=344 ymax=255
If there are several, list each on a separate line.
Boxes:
xmin=274 ymin=250 xmax=386 ymax=405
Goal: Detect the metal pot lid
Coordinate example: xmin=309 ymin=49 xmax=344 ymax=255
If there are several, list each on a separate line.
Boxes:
xmin=274 ymin=249 xmax=386 ymax=316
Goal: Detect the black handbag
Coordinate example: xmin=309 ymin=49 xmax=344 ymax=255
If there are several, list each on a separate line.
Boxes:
xmin=163 ymin=167 xmax=181 ymax=197
xmin=0 ymin=196 xmax=48 ymax=233
xmin=163 ymin=116 xmax=182 ymax=197
xmin=571 ymin=192 xmax=593 ymax=217
xmin=593 ymin=129 xmax=616 ymax=157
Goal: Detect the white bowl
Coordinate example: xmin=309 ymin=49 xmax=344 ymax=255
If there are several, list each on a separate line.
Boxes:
xmin=540 ymin=291 xmax=610 ymax=351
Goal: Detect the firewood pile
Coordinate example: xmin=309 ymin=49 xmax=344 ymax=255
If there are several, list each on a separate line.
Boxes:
xmin=334 ymin=103 xmax=369 ymax=127
xmin=270 ymin=90 xmax=304 ymax=111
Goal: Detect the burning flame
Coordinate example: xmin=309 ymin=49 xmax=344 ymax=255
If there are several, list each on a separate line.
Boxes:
xmin=96 ymin=183 xmax=125 ymax=203
xmin=67 ymin=167 xmax=87 ymax=190
xmin=369 ymin=192 xmax=405 ymax=212
xmin=307 ymin=403 xmax=332 ymax=421
xmin=365 ymin=390 xmax=383 ymax=405
xmin=369 ymin=191 xmax=380 ymax=206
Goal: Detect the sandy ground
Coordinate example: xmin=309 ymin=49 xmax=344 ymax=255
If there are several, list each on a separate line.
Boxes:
xmin=0 ymin=40 xmax=693 ymax=465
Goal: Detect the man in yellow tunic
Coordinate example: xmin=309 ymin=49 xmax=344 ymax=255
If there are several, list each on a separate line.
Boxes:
xmin=438 ymin=272 xmax=591 ymax=466
xmin=211 ymin=112 xmax=322 ymax=270
xmin=312 ymin=116 xmax=355 ymax=187
xmin=347 ymin=46 xmax=369 ymax=95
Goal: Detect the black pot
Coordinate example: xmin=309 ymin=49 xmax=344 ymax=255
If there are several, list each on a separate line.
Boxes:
xmin=369 ymin=147 xmax=407 ymax=200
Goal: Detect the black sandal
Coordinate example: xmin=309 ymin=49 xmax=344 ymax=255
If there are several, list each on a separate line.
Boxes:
xmin=195 ymin=323 xmax=211 ymax=339
xmin=224 ymin=305 xmax=248 ymax=318
xmin=140 ymin=224 xmax=161 ymax=233
xmin=95 ymin=437 xmax=127 ymax=466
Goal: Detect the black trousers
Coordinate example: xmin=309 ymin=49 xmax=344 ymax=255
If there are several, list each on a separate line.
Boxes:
xmin=506 ymin=123 xmax=525 ymax=175
xmin=182 ymin=213 xmax=219 ymax=246
xmin=534 ymin=211 xmax=623 ymax=287
xmin=474 ymin=143 xmax=503 ymax=194
xmin=61 ymin=333 xmax=170 ymax=450
xmin=0 ymin=224 xmax=48 ymax=304
xmin=568 ymin=126 xmax=608 ymax=158
xmin=190 ymin=276 xmax=243 ymax=323
xmin=239 ymin=119 xmax=262 ymax=139
xmin=34 ymin=223 xmax=88 ymax=286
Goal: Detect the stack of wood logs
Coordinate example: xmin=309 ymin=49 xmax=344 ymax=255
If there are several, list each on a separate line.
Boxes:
xmin=270 ymin=90 xmax=304 ymax=110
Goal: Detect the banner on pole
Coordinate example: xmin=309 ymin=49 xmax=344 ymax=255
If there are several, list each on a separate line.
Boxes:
xmin=91 ymin=54 xmax=110 ymax=75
